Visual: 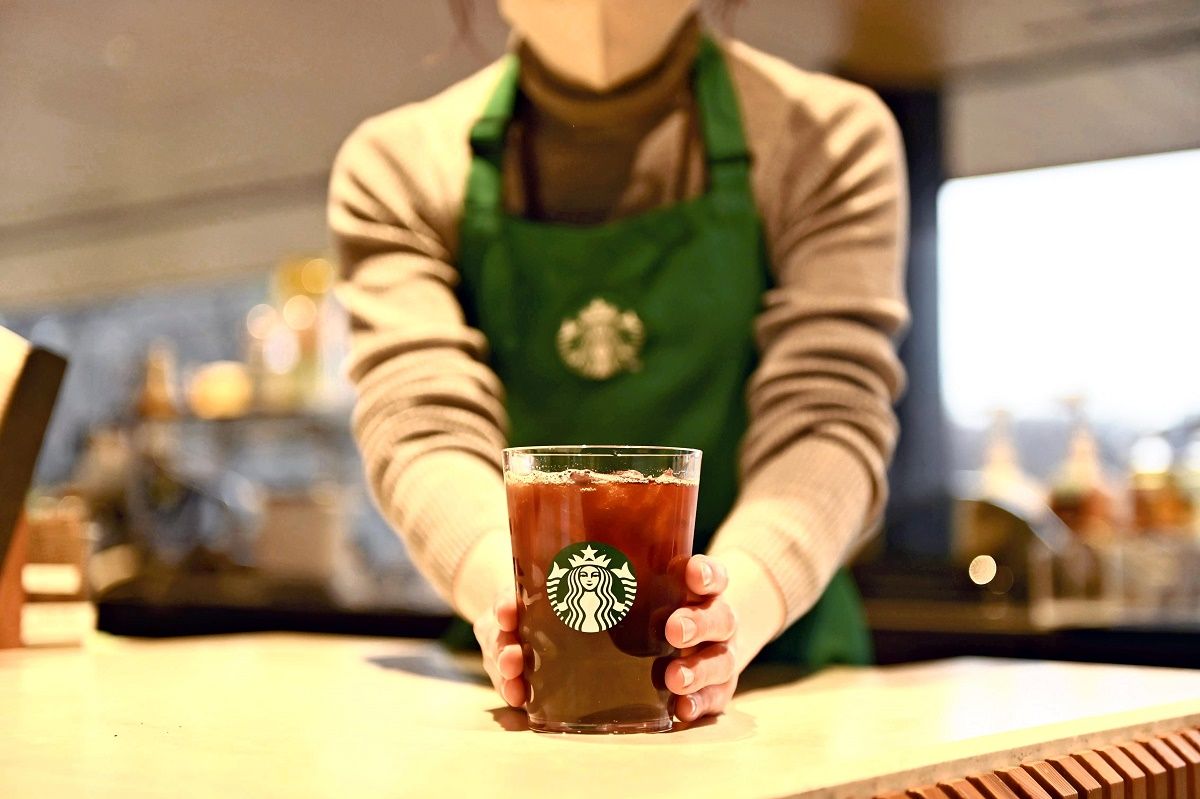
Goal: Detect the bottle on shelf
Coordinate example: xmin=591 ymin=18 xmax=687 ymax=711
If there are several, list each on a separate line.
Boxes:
xmin=134 ymin=340 xmax=180 ymax=421
xmin=1129 ymin=433 xmax=1191 ymax=535
xmin=978 ymin=409 xmax=1045 ymax=518
xmin=1048 ymin=397 xmax=1117 ymax=540
xmin=1178 ymin=432 xmax=1200 ymax=539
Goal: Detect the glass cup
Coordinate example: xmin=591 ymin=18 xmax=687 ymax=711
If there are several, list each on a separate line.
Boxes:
xmin=503 ymin=445 xmax=701 ymax=734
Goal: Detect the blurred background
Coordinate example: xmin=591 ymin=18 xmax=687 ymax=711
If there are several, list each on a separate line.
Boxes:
xmin=2 ymin=1 xmax=1198 ymax=664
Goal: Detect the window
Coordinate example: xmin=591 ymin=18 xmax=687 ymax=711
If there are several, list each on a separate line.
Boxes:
xmin=938 ymin=149 xmax=1200 ymax=475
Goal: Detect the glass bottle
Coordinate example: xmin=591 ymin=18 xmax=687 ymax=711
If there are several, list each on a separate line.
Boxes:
xmin=1048 ymin=398 xmax=1116 ymax=540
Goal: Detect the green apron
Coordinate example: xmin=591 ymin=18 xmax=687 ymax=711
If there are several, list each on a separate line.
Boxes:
xmin=449 ymin=36 xmax=871 ymax=669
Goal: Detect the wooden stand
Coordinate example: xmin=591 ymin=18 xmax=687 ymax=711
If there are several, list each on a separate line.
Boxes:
xmin=0 ymin=326 xmax=68 ymax=649
xmin=0 ymin=513 xmax=25 ymax=649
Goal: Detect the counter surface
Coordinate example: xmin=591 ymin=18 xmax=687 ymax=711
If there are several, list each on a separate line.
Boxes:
xmin=2 ymin=633 xmax=1199 ymax=798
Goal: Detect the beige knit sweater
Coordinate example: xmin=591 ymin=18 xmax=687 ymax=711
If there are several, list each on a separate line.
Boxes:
xmin=328 ymin=23 xmax=909 ymax=628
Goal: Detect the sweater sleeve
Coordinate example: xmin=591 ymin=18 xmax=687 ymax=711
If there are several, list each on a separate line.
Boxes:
xmin=708 ymin=84 xmax=910 ymax=627
xmin=328 ymin=116 xmax=510 ymax=606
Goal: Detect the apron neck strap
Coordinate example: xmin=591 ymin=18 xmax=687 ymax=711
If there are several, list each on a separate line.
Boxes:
xmin=469 ymin=54 xmax=521 ymax=167
xmin=465 ymin=35 xmax=751 ymax=214
xmin=692 ymin=36 xmax=751 ymax=173
xmin=464 ymin=54 xmax=519 ymax=220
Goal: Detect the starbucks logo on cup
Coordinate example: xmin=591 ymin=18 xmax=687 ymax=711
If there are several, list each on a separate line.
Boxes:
xmin=546 ymin=542 xmax=637 ymax=633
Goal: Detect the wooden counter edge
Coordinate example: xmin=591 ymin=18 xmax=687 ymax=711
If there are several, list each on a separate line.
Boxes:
xmin=867 ymin=722 xmax=1200 ymax=799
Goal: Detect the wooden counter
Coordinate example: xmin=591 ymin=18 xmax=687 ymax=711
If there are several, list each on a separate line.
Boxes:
xmin=2 ymin=633 xmax=1199 ymax=798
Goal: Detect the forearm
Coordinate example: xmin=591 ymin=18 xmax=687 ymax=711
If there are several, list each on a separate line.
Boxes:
xmin=330 ymin=116 xmax=520 ymax=621
xmin=452 ymin=526 xmax=514 ymax=623
xmin=381 ymin=449 xmax=511 ymax=614
xmin=709 ymin=434 xmax=874 ymax=630
xmin=722 ymin=84 xmax=906 ymax=636
xmin=719 ymin=549 xmax=786 ymax=672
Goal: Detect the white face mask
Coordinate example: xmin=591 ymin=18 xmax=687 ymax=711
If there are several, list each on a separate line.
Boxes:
xmin=499 ymin=0 xmax=700 ymax=91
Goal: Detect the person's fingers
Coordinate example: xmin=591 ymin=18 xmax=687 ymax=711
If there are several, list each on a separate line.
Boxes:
xmin=496 ymin=641 xmax=524 ymax=681
xmin=665 ymin=597 xmax=736 ymax=648
xmin=500 ymin=677 xmax=528 ymax=707
xmin=474 ymin=619 xmax=498 ymax=674
xmin=475 ymin=594 xmax=528 ymax=707
xmin=665 ymin=643 xmax=734 ymax=695
xmin=674 ymin=680 xmax=735 ymax=722
xmin=479 ymin=620 xmax=519 ymax=657
xmin=480 ymin=647 xmax=501 ymax=690
xmin=685 ymin=555 xmax=728 ymax=597
xmin=494 ymin=593 xmax=519 ymax=632
xmin=478 ymin=628 xmax=527 ymax=704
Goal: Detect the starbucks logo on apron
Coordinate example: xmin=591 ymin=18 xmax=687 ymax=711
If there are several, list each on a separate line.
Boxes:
xmin=546 ymin=542 xmax=637 ymax=633
xmin=556 ymin=298 xmax=644 ymax=381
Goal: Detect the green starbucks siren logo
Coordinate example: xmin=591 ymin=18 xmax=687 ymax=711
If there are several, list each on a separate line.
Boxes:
xmin=547 ymin=542 xmax=637 ymax=633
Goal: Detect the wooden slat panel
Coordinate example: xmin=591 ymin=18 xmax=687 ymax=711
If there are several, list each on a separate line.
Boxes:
xmin=1047 ymin=756 xmax=1103 ymax=799
xmin=912 ymin=786 xmax=957 ymax=799
xmin=970 ymin=773 xmax=1023 ymax=799
xmin=939 ymin=779 xmax=991 ymax=799
xmin=1023 ymin=761 xmax=1080 ymax=798
xmin=1073 ymin=750 xmax=1128 ymax=799
xmin=1118 ymin=742 xmax=1169 ymax=799
xmin=898 ymin=727 xmax=1199 ymax=799
xmin=1096 ymin=746 xmax=1148 ymax=799
xmin=999 ymin=766 xmax=1055 ymax=798
xmin=1136 ymin=738 xmax=1186 ymax=799
xmin=1157 ymin=733 xmax=1200 ymax=799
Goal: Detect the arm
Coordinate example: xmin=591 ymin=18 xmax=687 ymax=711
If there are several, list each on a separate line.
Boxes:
xmin=663 ymin=86 xmax=908 ymax=721
xmin=708 ymin=84 xmax=910 ymax=656
xmin=328 ymin=117 xmax=513 ymax=622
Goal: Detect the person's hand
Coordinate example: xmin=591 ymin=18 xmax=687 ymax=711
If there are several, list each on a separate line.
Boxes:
xmin=473 ymin=589 xmax=528 ymax=708
xmin=664 ymin=554 xmax=738 ymax=723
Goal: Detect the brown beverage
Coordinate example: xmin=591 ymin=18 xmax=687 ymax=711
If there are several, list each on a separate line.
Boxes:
xmin=504 ymin=447 xmax=700 ymax=734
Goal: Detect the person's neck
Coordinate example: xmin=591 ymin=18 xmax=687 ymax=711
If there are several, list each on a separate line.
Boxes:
xmin=516 ymin=15 xmax=701 ymax=132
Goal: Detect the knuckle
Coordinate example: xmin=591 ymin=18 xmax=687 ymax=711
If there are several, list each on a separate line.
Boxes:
xmin=702 ymin=647 xmax=733 ymax=684
xmin=719 ymin=603 xmax=737 ymax=636
xmin=694 ymin=604 xmax=728 ymax=641
xmin=706 ymin=683 xmax=729 ymax=706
